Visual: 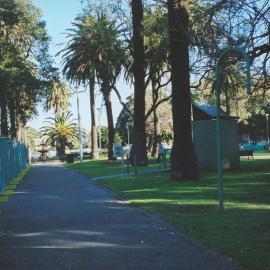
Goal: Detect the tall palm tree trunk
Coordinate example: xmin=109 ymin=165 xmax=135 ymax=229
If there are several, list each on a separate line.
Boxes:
xmin=131 ymin=0 xmax=147 ymax=165
xmin=224 ymin=87 xmax=231 ymax=116
xmin=151 ymin=79 xmax=160 ymax=157
xmin=16 ymin=123 xmax=22 ymax=142
xmin=89 ymin=74 xmax=99 ymax=159
xmin=0 ymin=92 xmax=9 ymax=137
xmin=103 ymin=87 xmax=115 ymax=160
xmin=9 ymin=100 xmax=17 ymax=140
xmin=168 ymin=0 xmax=197 ymax=180
xmin=59 ymin=138 xmax=66 ymax=156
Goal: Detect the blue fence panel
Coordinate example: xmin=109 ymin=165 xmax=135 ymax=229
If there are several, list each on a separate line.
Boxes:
xmin=0 ymin=138 xmax=29 ymax=192
xmin=240 ymin=144 xmax=267 ymax=151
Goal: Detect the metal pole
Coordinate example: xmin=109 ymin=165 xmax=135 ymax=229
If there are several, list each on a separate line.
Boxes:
xmin=98 ymin=108 xmax=102 ymax=155
xmin=164 ymin=149 xmax=167 ymax=169
xmin=215 ymin=47 xmax=251 ymax=211
xmin=134 ymin=155 xmax=138 ymax=176
xmin=126 ymin=153 xmax=130 ymax=174
xmin=76 ymin=89 xmax=83 ymax=163
xmin=216 ymin=81 xmax=224 ymax=210
xmin=266 ymin=114 xmax=269 ymax=148
xmin=127 ymin=123 xmax=130 ymax=146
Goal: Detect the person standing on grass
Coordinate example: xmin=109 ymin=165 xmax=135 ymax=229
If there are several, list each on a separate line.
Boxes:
xmin=157 ymin=142 xmax=165 ymax=162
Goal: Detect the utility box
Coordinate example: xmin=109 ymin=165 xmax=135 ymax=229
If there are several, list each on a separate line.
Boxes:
xmin=193 ymin=119 xmax=240 ymax=170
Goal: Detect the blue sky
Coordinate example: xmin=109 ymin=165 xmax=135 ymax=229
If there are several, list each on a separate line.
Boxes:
xmin=29 ymin=0 xmax=131 ymax=131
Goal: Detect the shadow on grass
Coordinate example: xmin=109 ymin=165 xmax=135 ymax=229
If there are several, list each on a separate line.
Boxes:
xmin=99 ymin=158 xmax=270 ymax=270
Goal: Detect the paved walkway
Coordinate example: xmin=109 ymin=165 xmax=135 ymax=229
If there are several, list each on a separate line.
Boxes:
xmin=0 ymin=163 xmax=243 ymax=270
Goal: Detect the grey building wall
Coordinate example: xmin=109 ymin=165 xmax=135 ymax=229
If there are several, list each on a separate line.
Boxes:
xmin=193 ymin=119 xmax=240 ymax=171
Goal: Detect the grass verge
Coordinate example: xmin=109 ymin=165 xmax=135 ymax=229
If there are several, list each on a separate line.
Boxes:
xmin=66 ymin=159 xmax=165 ymax=178
xmin=0 ymin=166 xmax=31 ymax=202
xmin=95 ymin=158 xmax=270 ymax=270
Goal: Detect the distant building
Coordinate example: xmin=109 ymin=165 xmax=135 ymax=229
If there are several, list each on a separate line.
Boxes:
xmin=192 ymin=104 xmax=240 ymax=170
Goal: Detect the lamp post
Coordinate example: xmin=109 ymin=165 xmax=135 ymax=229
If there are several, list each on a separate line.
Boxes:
xmin=76 ymin=87 xmax=83 ymax=163
xmin=127 ymin=122 xmax=130 ymax=146
xmin=215 ymin=47 xmax=251 ymax=210
xmin=97 ymin=108 xmax=101 ymax=153
xmin=266 ymin=113 xmax=269 ymax=146
xmin=97 ymin=101 xmax=103 ymax=155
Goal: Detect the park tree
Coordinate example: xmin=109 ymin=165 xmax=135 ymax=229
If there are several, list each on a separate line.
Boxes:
xmin=188 ymin=0 xmax=269 ymax=115
xmin=7 ymin=58 xmax=40 ymax=142
xmin=60 ymin=10 xmax=126 ymax=160
xmin=116 ymin=90 xmax=173 ymax=153
xmin=41 ymin=112 xmax=78 ymax=156
xmin=43 ymin=77 xmax=70 ymax=116
xmin=97 ymin=126 xmax=121 ymax=150
xmin=26 ymin=126 xmax=41 ymax=150
xmin=43 ymin=76 xmax=71 ymax=155
xmin=130 ymin=0 xmax=148 ymax=165
xmin=167 ymin=0 xmax=198 ymax=180
xmin=144 ymin=5 xmax=171 ymax=156
xmin=60 ymin=16 xmax=99 ymax=159
xmin=0 ymin=0 xmax=52 ymax=139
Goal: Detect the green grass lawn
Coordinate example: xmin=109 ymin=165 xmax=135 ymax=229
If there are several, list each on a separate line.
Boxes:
xmin=66 ymin=156 xmax=270 ymax=269
xmin=253 ymin=151 xmax=270 ymax=158
xmin=65 ymin=159 xmax=165 ymax=178
xmin=96 ymin=159 xmax=270 ymax=270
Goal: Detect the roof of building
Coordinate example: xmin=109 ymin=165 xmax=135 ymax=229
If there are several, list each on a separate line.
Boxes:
xmin=194 ymin=104 xmax=227 ymax=118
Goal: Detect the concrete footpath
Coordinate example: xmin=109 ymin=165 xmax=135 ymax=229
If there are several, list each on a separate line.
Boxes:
xmin=0 ymin=163 xmax=243 ymax=270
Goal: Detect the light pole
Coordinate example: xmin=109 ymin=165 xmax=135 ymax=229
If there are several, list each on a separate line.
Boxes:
xmin=76 ymin=87 xmax=83 ymax=163
xmin=266 ymin=113 xmax=269 ymax=146
xmin=127 ymin=122 xmax=130 ymax=146
xmin=215 ymin=47 xmax=251 ymax=210
xmin=97 ymin=101 xmax=104 ymax=155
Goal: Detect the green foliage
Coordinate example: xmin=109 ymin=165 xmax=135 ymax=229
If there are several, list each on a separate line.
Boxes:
xmin=60 ymin=11 xmax=127 ymax=86
xmin=239 ymin=113 xmax=270 ymax=141
xmin=116 ymin=91 xmax=173 ymax=144
xmin=0 ymin=0 xmax=52 ymax=136
xmin=144 ymin=5 xmax=169 ymax=77
xmin=26 ymin=126 xmax=41 ymax=150
xmin=97 ymin=126 xmax=122 ymax=149
xmin=43 ymin=77 xmax=71 ymax=115
xmin=41 ymin=112 xmax=78 ymax=155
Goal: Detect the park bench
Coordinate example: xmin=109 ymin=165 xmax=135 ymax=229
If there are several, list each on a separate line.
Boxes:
xmin=240 ymin=149 xmax=254 ymax=160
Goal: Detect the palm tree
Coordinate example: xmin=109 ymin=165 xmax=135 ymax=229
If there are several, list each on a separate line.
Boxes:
xmin=168 ymin=0 xmax=198 ymax=180
xmin=26 ymin=126 xmax=41 ymax=150
xmin=220 ymin=65 xmax=246 ymax=116
xmin=93 ymin=15 xmax=126 ymax=160
xmin=44 ymin=77 xmax=70 ymax=116
xmin=60 ymin=13 xmax=126 ymax=160
xmin=144 ymin=7 xmax=170 ymax=157
xmin=59 ymin=17 xmax=99 ymax=159
xmin=131 ymin=0 xmax=148 ymax=165
xmin=41 ymin=112 xmax=78 ymax=156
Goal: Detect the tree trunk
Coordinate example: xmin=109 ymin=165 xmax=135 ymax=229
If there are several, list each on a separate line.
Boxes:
xmin=59 ymin=139 xmax=66 ymax=156
xmin=224 ymin=88 xmax=231 ymax=116
xmin=16 ymin=124 xmax=22 ymax=142
xmin=21 ymin=124 xmax=26 ymax=144
xmin=0 ymin=92 xmax=9 ymax=137
xmin=168 ymin=0 xmax=198 ymax=180
xmin=131 ymin=0 xmax=148 ymax=165
xmin=151 ymin=80 xmax=160 ymax=157
xmin=102 ymin=81 xmax=115 ymax=160
xmin=89 ymin=73 xmax=99 ymax=159
xmin=9 ymin=101 xmax=17 ymax=140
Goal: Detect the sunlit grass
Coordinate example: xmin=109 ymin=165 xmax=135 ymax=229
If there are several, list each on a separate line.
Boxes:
xmin=98 ymin=158 xmax=270 ymax=270
xmin=65 ymin=159 xmax=164 ymax=178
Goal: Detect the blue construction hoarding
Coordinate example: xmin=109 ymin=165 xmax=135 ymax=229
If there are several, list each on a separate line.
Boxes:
xmin=0 ymin=138 xmax=28 ymax=192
